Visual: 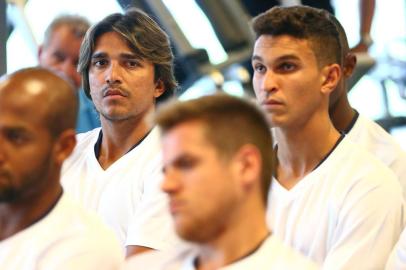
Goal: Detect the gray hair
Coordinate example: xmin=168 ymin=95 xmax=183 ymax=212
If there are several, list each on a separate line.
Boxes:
xmin=43 ymin=14 xmax=90 ymax=47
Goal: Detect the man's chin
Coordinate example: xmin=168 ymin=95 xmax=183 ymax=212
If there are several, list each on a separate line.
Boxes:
xmin=0 ymin=189 xmax=18 ymax=203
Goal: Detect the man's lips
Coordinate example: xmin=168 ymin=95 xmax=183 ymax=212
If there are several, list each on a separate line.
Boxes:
xmin=262 ymin=99 xmax=283 ymax=106
xmin=168 ymin=199 xmax=183 ymax=215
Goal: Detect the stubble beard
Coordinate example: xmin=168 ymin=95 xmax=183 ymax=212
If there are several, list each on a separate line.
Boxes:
xmin=0 ymin=151 xmax=54 ymax=203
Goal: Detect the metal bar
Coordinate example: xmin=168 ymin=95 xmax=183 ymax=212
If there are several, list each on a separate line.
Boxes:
xmin=0 ymin=0 xmax=7 ymax=75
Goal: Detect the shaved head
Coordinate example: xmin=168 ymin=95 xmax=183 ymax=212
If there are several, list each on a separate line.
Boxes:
xmin=0 ymin=67 xmax=78 ymax=137
xmin=0 ymin=67 xmax=78 ymax=205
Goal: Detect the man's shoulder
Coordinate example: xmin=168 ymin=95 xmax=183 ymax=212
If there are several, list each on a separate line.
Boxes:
xmin=386 ymin=227 xmax=406 ymax=270
xmin=330 ymin=136 xmax=393 ymax=172
xmin=124 ymin=236 xmax=320 ymax=270
xmin=45 ymin=194 xmax=117 ymax=236
xmin=75 ymin=127 xmax=101 ymax=146
xmin=349 ymin=114 xmax=405 ymax=158
xmin=207 ymin=236 xmax=320 ymax=269
xmin=319 ymin=137 xmax=401 ymax=194
xmin=256 ymin=236 xmax=319 ymax=269
xmin=40 ymin=195 xmax=123 ymax=268
xmin=123 ymin=243 xmax=194 ymax=270
xmin=0 ymin=194 xmax=123 ymax=267
xmin=65 ymin=128 xmax=101 ymax=165
xmin=124 ymin=127 xmax=163 ymax=168
xmin=353 ymin=114 xmax=390 ymax=136
xmin=131 ymin=127 xmax=162 ymax=153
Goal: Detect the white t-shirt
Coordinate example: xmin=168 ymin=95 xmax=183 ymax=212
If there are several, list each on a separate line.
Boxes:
xmin=123 ymin=235 xmax=319 ymax=270
xmin=0 ymin=193 xmax=123 ymax=270
xmin=346 ymin=114 xmax=406 ymax=199
xmin=61 ymin=127 xmax=177 ymax=250
xmin=267 ymin=136 xmax=404 ymax=270
xmin=386 ymin=227 xmax=406 ymax=270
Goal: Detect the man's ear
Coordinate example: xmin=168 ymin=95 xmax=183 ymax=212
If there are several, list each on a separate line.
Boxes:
xmin=38 ymin=45 xmax=44 ymax=61
xmin=154 ymin=79 xmax=165 ymax=99
xmin=321 ymin=63 xmax=341 ymax=95
xmin=232 ymin=144 xmax=262 ymax=189
xmin=54 ymin=129 xmax=77 ymax=166
xmin=343 ymin=53 xmax=357 ymax=78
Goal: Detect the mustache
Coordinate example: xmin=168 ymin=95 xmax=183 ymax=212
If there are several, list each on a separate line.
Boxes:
xmin=102 ymin=85 xmax=130 ymax=97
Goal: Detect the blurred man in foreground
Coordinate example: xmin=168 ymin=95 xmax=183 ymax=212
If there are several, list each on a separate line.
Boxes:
xmin=0 ymin=67 xmax=122 ymax=269
xmin=124 ymin=94 xmax=319 ymax=269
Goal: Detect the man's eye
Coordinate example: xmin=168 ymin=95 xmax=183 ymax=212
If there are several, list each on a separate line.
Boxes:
xmin=174 ymin=157 xmax=198 ymax=171
xmin=177 ymin=159 xmax=195 ymax=169
xmin=6 ymin=131 xmax=28 ymax=145
xmin=92 ymin=59 xmax=108 ymax=67
xmin=253 ymin=63 xmax=266 ymax=73
xmin=126 ymin=60 xmax=140 ymax=68
xmin=279 ymin=62 xmax=296 ymax=72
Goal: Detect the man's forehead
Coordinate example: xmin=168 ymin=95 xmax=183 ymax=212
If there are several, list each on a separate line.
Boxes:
xmin=163 ymin=122 xmax=211 ymax=148
xmin=0 ymin=120 xmax=31 ymax=131
xmin=0 ymin=105 xmax=47 ymax=131
xmin=253 ymin=35 xmax=316 ymax=62
xmin=92 ymin=33 xmax=139 ymax=56
xmin=255 ymin=35 xmax=313 ymax=51
xmin=0 ymin=80 xmax=50 ymax=117
xmin=50 ymin=25 xmax=83 ymax=41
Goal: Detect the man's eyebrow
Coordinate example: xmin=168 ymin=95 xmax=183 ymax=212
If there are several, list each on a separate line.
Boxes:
xmin=251 ymin=54 xmax=301 ymax=62
xmin=119 ymin=53 xmax=141 ymax=60
xmin=275 ymin=54 xmax=301 ymax=61
xmin=1 ymin=125 xmax=29 ymax=134
xmin=91 ymin=52 xmax=107 ymax=59
xmin=90 ymin=52 xmax=143 ymax=62
xmin=251 ymin=55 xmax=263 ymax=62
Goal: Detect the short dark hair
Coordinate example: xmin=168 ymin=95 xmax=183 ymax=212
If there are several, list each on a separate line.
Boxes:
xmin=43 ymin=14 xmax=90 ymax=47
xmin=252 ymin=5 xmax=341 ymax=67
xmin=78 ymin=8 xmax=177 ymax=103
xmin=328 ymin=14 xmax=349 ymax=64
xmin=155 ymin=94 xmax=273 ymax=204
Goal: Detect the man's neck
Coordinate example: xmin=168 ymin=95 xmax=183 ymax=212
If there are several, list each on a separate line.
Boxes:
xmin=329 ymin=94 xmax=356 ymax=132
xmin=0 ymin=184 xmax=62 ymax=241
xmin=98 ymin=115 xmax=152 ymax=170
xmin=196 ymin=202 xmax=269 ymax=270
xmin=274 ymin=112 xmax=341 ymax=190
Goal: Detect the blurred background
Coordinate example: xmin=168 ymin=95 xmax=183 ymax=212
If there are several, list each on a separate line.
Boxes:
xmin=1 ymin=0 xmax=405 ymax=148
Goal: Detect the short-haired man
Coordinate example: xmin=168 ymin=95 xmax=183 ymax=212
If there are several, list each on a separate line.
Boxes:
xmin=0 ymin=68 xmax=122 ymax=269
xmin=61 ymin=8 xmax=178 ymax=256
xmin=38 ymin=14 xmax=100 ymax=133
xmin=124 ymin=94 xmax=319 ymax=269
xmin=251 ymin=6 xmax=404 ymax=269
xmin=328 ymin=14 xmax=406 ymax=199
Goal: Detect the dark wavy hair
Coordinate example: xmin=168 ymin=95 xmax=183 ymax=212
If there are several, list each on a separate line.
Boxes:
xmin=78 ymin=8 xmax=177 ymax=103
